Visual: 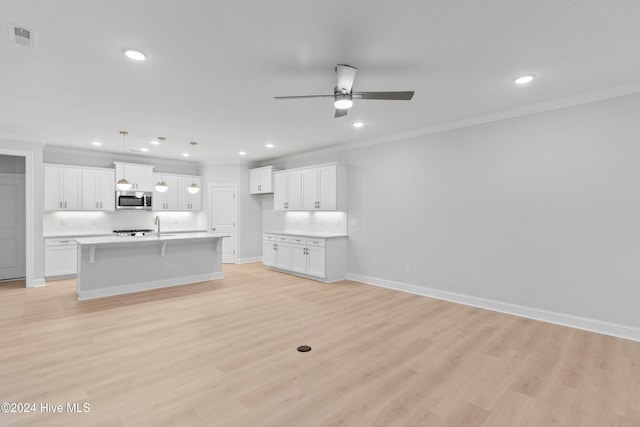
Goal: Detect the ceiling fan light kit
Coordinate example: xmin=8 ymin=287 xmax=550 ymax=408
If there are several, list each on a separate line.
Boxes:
xmin=275 ymin=64 xmax=414 ymax=118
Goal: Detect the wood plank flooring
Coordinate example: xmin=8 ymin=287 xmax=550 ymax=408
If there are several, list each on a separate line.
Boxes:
xmin=1 ymin=263 xmax=640 ymax=426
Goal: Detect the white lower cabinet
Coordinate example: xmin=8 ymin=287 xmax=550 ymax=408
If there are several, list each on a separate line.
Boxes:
xmin=45 ymin=239 xmax=77 ymax=277
xmin=291 ymin=237 xmax=325 ymax=278
xmin=263 ymin=233 xmax=346 ymax=282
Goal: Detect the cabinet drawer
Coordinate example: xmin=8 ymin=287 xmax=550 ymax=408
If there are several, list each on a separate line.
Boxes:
xmin=45 ymin=238 xmax=77 ymax=247
xmin=291 ymin=236 xmax=306 ymax=245
xmin=263 ymin=234 xmax=276 ymax=241
xmin=306 ymin=238 xmax=325 ymax=247
xmin=275 ymin=235 xmax=291 ymax=243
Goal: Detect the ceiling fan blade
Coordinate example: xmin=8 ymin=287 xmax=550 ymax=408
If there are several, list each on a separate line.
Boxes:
xmin=336 ymin=64 xmax=357 ymax=92
xmin=335 ymin=108 xmax=348 ymax=118
xmin=274 ymin=94 xmax=334 ymax=100
xmin=353 ymin=91 xmax=414 ymax=100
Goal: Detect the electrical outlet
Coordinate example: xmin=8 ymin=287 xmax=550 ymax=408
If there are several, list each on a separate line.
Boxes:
xmin=165 ymin=262 xmax=171 ymax=269
xmin=404 ymin=264 xmax=410 ymax=273
xmin=337 ymin=220 xmax=341 ymax=227
xmin=350 ymin=219 xmax=357 ymax=227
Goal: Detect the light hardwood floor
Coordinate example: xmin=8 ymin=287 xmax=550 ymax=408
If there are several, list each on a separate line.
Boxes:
xmin=1 ymin=263 xmax=640 ymax=426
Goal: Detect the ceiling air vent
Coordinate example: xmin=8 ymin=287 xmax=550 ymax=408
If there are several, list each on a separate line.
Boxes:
xmin=8 ymin=25 xmax=35 ymax=47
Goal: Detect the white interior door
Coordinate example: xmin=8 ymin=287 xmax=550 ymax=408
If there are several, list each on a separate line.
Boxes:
xmin=0 ymin=174 xmax=26 ymax=280
xmin=210 ymin=184 xmax=237 ymax=263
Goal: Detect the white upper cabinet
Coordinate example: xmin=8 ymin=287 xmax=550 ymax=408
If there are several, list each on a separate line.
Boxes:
xmin=114 ymin=162 xmax=154 ymax=191
xmin=274 ymin=163 xmax=346 ymax=211
xmin=178 ymin=175 xmax=202 ymax=211
xmin=249 ymin=166 xmax=275 ymax=194
xmin=82 ymin=168 xmax=115 ymax=211
xmin=152 ymin=173 xmax=179 ymax=211
xmin=44 ymin=165 xmax=82 ymax=211
xmin=273 ymin=170 xmax=302 ymax=211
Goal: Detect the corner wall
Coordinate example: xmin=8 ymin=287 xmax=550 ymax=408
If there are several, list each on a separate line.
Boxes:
xmin=265 ymin=92 xmax=640 ymax=338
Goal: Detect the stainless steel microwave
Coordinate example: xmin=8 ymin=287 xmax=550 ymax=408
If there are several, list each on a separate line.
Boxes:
xmin=115 ymin=191 xmax=153 ymax=210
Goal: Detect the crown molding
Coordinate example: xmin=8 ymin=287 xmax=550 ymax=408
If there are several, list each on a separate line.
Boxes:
xmin=267 ymin=81 xmax=640 ymax=164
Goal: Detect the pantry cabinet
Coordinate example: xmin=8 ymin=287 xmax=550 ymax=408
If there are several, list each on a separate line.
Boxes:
xmin=82 ymin=168 xmax=115 ymax=211
xmin=44 ymin=165 xmax=82 ymax=211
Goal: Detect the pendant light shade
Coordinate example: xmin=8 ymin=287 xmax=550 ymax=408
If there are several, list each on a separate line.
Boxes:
xmin=188 ymin=142 xmax=200 ymax=194
xmin=155 ymin=180 xmax=168 ymax=192
xmin=117 ymin=131 xmax=132 ymax=191
xmin=155 ymin=137 xmax=169 ymax=192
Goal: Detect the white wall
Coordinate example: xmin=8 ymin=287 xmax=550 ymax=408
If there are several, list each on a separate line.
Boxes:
xmin=265 ymin=92 xmax=640 ymax=334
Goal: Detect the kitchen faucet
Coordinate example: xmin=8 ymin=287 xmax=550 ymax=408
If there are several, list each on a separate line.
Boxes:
xmin=154 ymin=216 xmax=160 ymax=237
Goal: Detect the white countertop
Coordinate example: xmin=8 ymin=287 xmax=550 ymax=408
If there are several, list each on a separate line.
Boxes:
xmin=75 ymin=232 xmax=230 ymax=245
xmin=264 ymin=230 xmax=348 ymax=239
xmin=45 ymin=229 xmax=208 ymax=239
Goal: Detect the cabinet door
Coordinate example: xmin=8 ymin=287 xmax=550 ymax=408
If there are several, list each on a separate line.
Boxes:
xmin=152 ymin=173 xmax=165 ymax=210
xmin=301 ymin=168 xmax=319 ymax=210
xmin=98 ymin=170 xmax=115 ymax=211
xmin=134 ymin=165 xmax=154 ymax=191
xmin=275 ymin=243 xmax=291 ymax=270
xmin=273 ymin=172 xmax=287 ymax=210
xmin=317 ymin=165 xmax=337 ymax=210
xmin=164 ymin=174 xmax=179 ymax=210
xmin=45 ymin=245 xmax=77 ymax=276
xmin=44 ymin=166 xmax=63 ymax=210
xmin=62 ymin=168 xmax=82 ymax=210
xmin=189 ymin=177 xmax=202 ymax=210
xmin=307 ymin=245 xmax=326 ymax=278
xmin=250 ymin=169 xmax=261 ymax=194
xmin=290 ymin=243 xmax=307 ymax=274
xmin=177 ymin=175 xmax=201 ymax=210
xmin=286 ymin=170 xmax=302 ymax=210
xmin=263 ymin=241 xmax=276 ymax=267
xmin=259 ymin=167 xmax=273 ymax=193
xmin=81 ymin=169 xmax=99 ymax=210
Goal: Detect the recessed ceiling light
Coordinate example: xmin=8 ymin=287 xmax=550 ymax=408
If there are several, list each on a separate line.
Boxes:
xmin=238 ymin=151 xmax=247 ymax=156
xmin=149 ymin=140 xmax=160 ymax=145
xmin=140 ymin=147 xmax=149 ymax=152
xmin=514 ymin=74 xmax=536 ymax=85
xmin=353 ymin=121 xmax=365 ymax=128
xmin=266 ymin=143 xmax=274 ymax=148
xmin=123 ymin=48 xmax=148 ymax=61
xmin=91 ymin=141 xmax=102 ymax=146
xmin=182 ymin=152 xmax=190 ymax=157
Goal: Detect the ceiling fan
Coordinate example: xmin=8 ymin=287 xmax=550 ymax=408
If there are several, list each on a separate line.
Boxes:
xmin=274 ymin=64 xmax=414 ymax=118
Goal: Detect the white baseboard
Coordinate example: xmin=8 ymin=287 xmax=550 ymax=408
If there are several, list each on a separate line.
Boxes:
xmin=28 ymin=278 xmax=46 ymax=288
xmin=77 ymin=272 xmax=224 ymax=301
xmin=346 ymin=273 xmax=640 ymax=342
xmin=237 ymin=257 xmax=262 ymax=264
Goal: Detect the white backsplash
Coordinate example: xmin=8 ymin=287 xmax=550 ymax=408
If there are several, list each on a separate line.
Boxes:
xmin=43 ymin=211 xmax=203 ymax=237
xmin=283 ymin=211 xmax=348 ymax=234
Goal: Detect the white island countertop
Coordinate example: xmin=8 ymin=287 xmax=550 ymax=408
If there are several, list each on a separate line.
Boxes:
xmin=75 ymin=232 xmax=230 ymax=245
xmin=264 ymin=231 xmax=348 ymax=239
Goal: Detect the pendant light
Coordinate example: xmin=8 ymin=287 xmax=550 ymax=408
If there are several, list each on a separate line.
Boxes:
xmin=154 ymin=137 xmax=169 ymax=192
xmin=116 ymin=131 xmax=132 ymax=191
xmin=187 ymin=142 xmax=200 ymax=194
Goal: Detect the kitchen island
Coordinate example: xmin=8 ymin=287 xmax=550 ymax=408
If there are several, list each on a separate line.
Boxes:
xmin=74 ymin=232 xmax=230 ymax=300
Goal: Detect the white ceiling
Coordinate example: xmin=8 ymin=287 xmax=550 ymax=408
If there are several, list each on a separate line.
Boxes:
xmin=1 ymin=1 xmax=640 ymax=163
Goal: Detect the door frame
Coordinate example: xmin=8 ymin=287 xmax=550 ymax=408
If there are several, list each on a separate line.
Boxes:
xmin=0 ymin=148 xmax=34 ymax=287
xmin=208 ymin=183 xmax=238 ymax=264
